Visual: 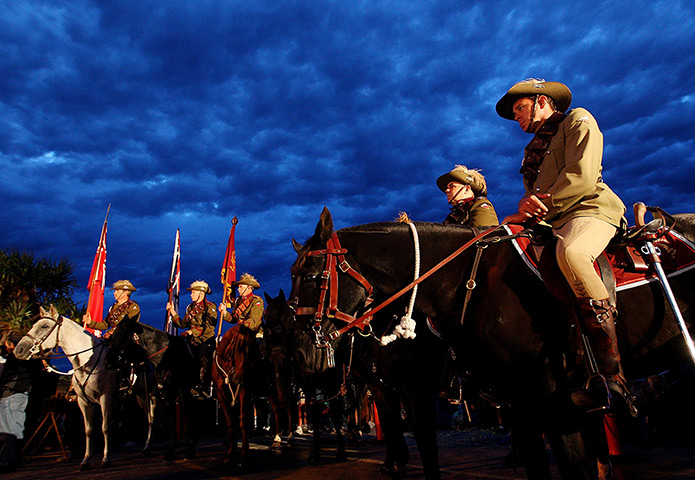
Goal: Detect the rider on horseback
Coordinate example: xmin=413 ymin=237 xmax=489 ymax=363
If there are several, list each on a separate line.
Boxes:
xmin=497 ymin=79 xmax=629 ymax=410
xmin=219 ymin=273 xmax=264 ymax=335
xmin=166 ymin=280 xmax=217 ymax=397
xmin=437 ymin=165 xmax=500 ymax=227
xmin=83 ymin=280 xmax=140 ymax=339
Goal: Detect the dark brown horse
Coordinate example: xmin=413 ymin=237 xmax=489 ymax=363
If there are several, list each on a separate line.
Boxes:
xmin=289 ymin=207 xmax=695 ymax=480
xmin=261 ymin=291 xmax=297 ymax=448
xmin=212 ymin=324 xmax=258 ymax=465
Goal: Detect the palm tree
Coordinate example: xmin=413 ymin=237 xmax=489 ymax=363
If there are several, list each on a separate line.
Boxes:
xmin=0 ymin=249 xmax=80 ymax=333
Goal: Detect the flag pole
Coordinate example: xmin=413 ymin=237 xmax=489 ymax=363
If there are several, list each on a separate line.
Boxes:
xmin=217 ymin=216 xmax=238 ymax=340
xmin=85 ymin=204 xmax=110 ymax=335
xmin=165 ymin=229 xmax=181 ymax=335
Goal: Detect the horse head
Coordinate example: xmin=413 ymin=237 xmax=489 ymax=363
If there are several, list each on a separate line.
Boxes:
xmin=289 ymin=207 xmax=372 ymax=377
xmin=105 ymin=319 xmax=146 ymax=369
xmin=14 ymin=305 xmax=63 ymax=360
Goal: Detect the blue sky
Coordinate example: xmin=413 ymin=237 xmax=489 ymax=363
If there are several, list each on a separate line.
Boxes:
xmin=2 ymin=0 xmax=694 ymax=330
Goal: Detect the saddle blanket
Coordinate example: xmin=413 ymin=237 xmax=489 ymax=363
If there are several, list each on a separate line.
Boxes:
xmin=504 ymin=224 xmax=695 ymax=292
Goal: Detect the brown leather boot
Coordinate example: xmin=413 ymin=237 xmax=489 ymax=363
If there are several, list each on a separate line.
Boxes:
xmin=572 ymin=298 xmax=633 ymax=413
xmin=580 ymin=298 xmax=621 ymax=377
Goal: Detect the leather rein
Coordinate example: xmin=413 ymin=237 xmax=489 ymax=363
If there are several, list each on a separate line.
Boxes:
xmin=290 ymin=224 xmax=509 ymax=344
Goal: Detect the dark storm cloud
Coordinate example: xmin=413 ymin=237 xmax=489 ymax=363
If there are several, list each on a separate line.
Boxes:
xmin=1 ymin=0 xmax=694 ymax=324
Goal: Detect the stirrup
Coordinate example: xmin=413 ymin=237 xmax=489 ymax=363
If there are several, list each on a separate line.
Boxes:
xmin=571 ymin=373 xmax=613 ymax=413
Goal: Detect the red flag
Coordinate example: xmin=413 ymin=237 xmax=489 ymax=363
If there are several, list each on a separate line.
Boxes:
xmin=165 ymin=229 xmax=181 ymax=335
xmin=86 ymin=205 xmax=110 ymax=337
xmin=221 ymin=217 xmax=238 ymax=309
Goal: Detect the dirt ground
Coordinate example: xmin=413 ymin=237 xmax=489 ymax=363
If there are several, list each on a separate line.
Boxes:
xmin=7 ymin=424 xmax=695 ymax=480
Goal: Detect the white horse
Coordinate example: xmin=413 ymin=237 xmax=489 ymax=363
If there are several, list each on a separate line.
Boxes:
xmin=14 ymin=305 xmax=117 ymax=470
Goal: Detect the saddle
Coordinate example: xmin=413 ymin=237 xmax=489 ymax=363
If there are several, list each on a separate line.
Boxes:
xmin=506 ymin=217 xmax=695 ymax=297
xmin=505 ymin=214 xmax=695 ymax=375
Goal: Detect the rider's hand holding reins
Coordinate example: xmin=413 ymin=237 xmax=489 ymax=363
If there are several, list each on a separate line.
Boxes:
xmin=503 ymin=193 xmax=551 ymax=225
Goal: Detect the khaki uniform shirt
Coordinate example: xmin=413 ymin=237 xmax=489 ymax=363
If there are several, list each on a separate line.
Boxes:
xmin=526 ymin=108 xmax=625 ymax=229
xmin=222 ymin=293 xmax=264 ymax=333
xmin=444 ymin=197 xmax=499 ymax=227
xmin=92 ymin=300 xmax=140 ymax=332
xmin=172 ymin=300 xmax=217 ymax=345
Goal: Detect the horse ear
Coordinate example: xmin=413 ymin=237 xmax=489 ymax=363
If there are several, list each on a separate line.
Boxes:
xmin=278 ymin=289 xmax=286 ymax=303
xmin=39 ymin=305 xmax=47 ymax=317
xmin=315 ymin=206 xmax=334 ymax=243
xmin=264 ymin=292 xmax=272 ymax=303
xmin=292 ymin=238 xmax=303 ymax=254
xmin=49 ymin=304 xmax=58 ymax=317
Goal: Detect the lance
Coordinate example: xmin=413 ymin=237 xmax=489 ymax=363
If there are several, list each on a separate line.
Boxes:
xmin=634 ymin=202 xmax=695 ymax=364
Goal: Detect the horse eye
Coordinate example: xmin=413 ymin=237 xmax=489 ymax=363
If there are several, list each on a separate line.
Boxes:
xmin=303 ymin=274 xmax=319 ymax=283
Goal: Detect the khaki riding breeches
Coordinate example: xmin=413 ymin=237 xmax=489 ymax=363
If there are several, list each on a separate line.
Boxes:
xmin=553 ymin=217 xmax=617 ymax=300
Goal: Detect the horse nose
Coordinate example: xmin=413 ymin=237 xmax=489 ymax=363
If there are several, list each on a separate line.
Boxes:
xmin=13 ymin=339 xmax=29 ymax=360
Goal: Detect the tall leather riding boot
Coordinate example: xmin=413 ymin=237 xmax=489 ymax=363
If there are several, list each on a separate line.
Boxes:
xmin=578 ymin=298 xmax=621 ymax=378
xmin=573 ymin=298 xmax=636 ymax=414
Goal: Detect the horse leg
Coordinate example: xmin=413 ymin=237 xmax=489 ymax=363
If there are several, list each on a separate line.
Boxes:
xmin=99 ymin=396 xmax=112 ymax=468
xmin=373 ymin=386 xmax=409 ymax=477
xmin=268 ymin=393 xmax=283 ymax=448
xmin=545 ymin=429 xmax=595 ymax=480
xmin=183 ymin=393 xmax=198 ymax=460
xmin=308 ymin=401 xmax=322 ymax=464
xmin=285 ymin=403 xmax=295 ymax=445
xmin=328 ymin=396 xmax=346 ymax=462
xmin=217 ymin=392 xmax=238 ymax=465
xmin=77 ymin=399 xmax=93 ymax=470
xmin=407 ymin=391 xmax=441 ymax=480
xmin=510 ymin=400 xmax=553 ymax=480
xmin=238 ymin=388 xmax=251 ymax=465
xmin=162 ymin=401 xmax=178 ymax=461
xmin=142 ymin=394 xmax=156 ymax=456
xmin=580 ymin=413 xmax=614 ymax=480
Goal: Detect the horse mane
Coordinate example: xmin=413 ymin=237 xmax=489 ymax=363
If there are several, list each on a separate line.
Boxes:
xmin=339 ymin=220 xmax=475 ymax=236
xmin=218 ymin=327 xmax=254 ymax=359
xmin=674 ymin=213 xmax=695 ymax=243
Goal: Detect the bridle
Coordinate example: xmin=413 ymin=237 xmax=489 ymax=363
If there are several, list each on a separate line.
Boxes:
xmin=289 ymin=231 xmax=375 ymax=366
xmin=23 ymin=314 xmax=64 ymax=358
xmin=23 ymin=314 xmax=101 ymax=361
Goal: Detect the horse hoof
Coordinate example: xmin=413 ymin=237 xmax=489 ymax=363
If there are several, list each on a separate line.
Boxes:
xmin=391 ymin=465 xmax=407 ymax=479
xmin=142 ymin=447 xmax=151 ymax=457
xmin=79 ymin=463 xmax=90 ymax=471
xmin=378 ymin=465 xmax=394 ymax=475
xmin=101 ymin=460 xmax=111 ymax=469
xmin=336 ymin=451 xmax=347 ymax=462
xmin=271 ymin=441 xmax=281 ymax=448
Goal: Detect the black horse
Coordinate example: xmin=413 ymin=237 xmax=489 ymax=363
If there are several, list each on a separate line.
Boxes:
xmin=107 ymin=321 xmax=201 ymax=460
xmin=289 ymin=207 xmax=695 ymax=480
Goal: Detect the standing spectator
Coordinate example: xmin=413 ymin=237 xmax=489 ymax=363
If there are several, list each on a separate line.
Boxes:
xmin=0 ymin=331 xmax=31 ymax=472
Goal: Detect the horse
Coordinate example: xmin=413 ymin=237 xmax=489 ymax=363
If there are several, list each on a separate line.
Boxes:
xmin=351 ymin=307 xmax=456 ymax=477
xmin=14 ymin=305 xmax=117 ymax=470
xmin=289 ymin=217 xmax=457 ymax=478
xmin=261 ymin=290 xmax=297 ymax=447
xmin=211 ymin=318 xmax=263 ymax=465
xmin=107 ymin=321 xmax=201 ymax=460
xmin=288 ymin=207 xmax=695 ymax=480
